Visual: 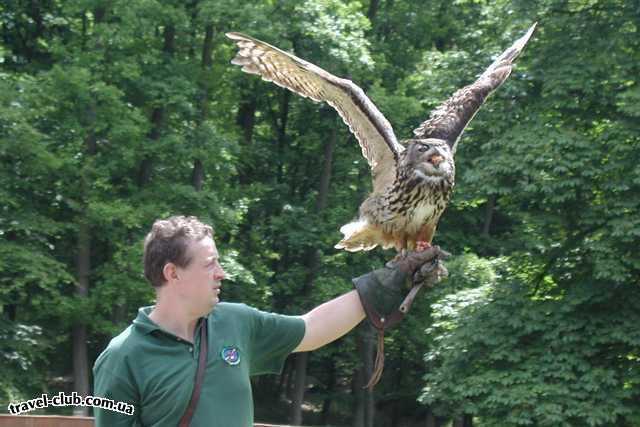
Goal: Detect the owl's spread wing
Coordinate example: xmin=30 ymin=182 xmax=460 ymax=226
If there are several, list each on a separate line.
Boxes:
xmin=413 ymin=23 xmax=537 ymax=154
xmin=226 ymin=32 xmax=404 ymax=192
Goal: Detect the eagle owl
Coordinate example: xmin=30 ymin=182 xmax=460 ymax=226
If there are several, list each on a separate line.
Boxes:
xmin=227 ymin=24 xmax=536 ymax=252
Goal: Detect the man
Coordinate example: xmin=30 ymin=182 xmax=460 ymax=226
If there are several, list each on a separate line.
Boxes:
xmin=93 ymin=215 xmax=447 ymax=426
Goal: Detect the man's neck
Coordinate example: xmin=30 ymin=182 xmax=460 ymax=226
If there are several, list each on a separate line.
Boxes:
xmin=149 ymin=300 xmax=199 ymax=343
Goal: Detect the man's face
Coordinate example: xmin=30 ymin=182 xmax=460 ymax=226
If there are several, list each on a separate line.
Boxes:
xmin=175 ymin=236 xmax=225 ymax=314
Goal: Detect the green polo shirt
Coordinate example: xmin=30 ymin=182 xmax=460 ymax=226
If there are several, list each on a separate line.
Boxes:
xmin=93 ymin=303 xmax=305 ymax=427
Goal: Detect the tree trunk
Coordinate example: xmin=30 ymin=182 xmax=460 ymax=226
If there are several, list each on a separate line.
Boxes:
xmin=72 ymin=101 xmax=97 ymax=416
xmin=112 ymin=304 xmax=127 ymax=325
xmin=278 ymin=356 xmax=292 ymax=397
xmin=192 ymin=158 xmax=204 ymax=191
xmin=390 ymin=366 xmax=403 ymax=427
xmin=190 ymin=22 xmax=214 ymax=191
xmin=237 ymin=92 xmax=257 ymax=146
xmin=353 ymin=322 xmax=376 ymax=427
xmin=367 ymin=0 xmax=381 ymax=21
xmin=352 ymin=353 xmax=365 ymax=427
xmin=4 ymin=231 xmax=18 ymax=321
xmin=5 ymin=304 xmax=17 ymax=321
xmin=316 ymin=122 xmax=335 ymax=210
xmin=198 ymin=21 xmax=214 ymax=122
xmin=23 ymin=0 xmax=44 ymax=62
xmin=425 ymin=410 xmax=436 ymax=427
xmin=482 ymin=194 xmax=496 ymax=236
xmin=137 ymin=155 xmax=153 ymax=187
xmin=235 ymin=82 xmax=257 ymax=185
xmin=71 ymin=176 xmax=91 ymax=416
xmin=138 ymin=24 xmax=174 ymax=187
xmin=94 ymin=4 xmax=107 ymax=22
xmin=286 ymin=361 xmax=296 ymax=400
xmin=236 ymin=88 xmax=257 ymax=185
xmin=363 ymin=324 xmax=375 ymax=427
xmin=320 ymin=359 xmax=336 ymax=425
xmin=275 ymin=90 xmax=290 ymax=184
xmin=290 ymin=352 xmax=309 ymax=425
xmin=138 ymin=103 xmax=164 ymax=187
xmin=453 ymin=415 xmax=473 ymax=427
xmin=289 ymin=122 xmax=337 ymax=425
xmin=72 ymin=214 xmax=91 ymax=416
xmin=163 ymin=23 xmax=175 ymax=55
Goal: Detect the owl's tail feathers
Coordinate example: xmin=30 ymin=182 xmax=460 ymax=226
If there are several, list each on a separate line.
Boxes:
xmin=335 ymin=219 xmax=382 ymax=252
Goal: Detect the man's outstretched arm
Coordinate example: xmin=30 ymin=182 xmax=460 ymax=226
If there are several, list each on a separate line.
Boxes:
xmin=293 ymin=246 xmax=449 ymax=353
xmin=294 ymin=290 xmax=365 ymax=352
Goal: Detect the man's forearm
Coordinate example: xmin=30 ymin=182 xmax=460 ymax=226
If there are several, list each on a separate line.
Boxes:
xmin=294 ymin=290 xmax=365 ymax=352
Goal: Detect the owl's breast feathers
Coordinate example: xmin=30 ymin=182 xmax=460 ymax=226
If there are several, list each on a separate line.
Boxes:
xmin=378 ymin=175 xmax=454 ymax=235
xmin=335 ymin=177 xmax=454 ymax=252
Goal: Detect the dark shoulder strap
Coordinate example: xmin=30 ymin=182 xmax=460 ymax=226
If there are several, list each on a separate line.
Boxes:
xmin=178 ymin=318 xmax=208 ymax=427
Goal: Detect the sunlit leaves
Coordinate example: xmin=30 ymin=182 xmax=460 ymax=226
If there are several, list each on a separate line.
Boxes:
xmin=422 ymin=279 xmax=640 ymax=426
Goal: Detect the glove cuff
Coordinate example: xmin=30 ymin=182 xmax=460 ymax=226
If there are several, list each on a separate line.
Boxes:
xmin=352 ymin=267 xmax=409 ymax=330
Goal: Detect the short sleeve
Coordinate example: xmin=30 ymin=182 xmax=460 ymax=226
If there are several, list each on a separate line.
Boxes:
xmin=93 ymin=358 xmax=141 ymax=426
xmin=247 ymin=307 xmax=306 ymax=375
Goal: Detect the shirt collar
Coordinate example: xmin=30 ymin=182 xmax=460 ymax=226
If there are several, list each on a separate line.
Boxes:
xmin=132 ymin=305 xmax=212 ymax=336
xmin=132 ymin=306 xmax=160 ymax=335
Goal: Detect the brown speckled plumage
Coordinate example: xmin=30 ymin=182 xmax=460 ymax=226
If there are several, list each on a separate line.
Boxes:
xmin=226 ymin=24 xmax=536 ymax=252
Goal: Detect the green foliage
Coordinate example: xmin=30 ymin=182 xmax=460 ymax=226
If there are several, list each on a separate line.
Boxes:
xmin=421 ymin=278 xmax=640 ymax=426
xmin=1 ymin=0 xmax=638 ymax=425
xmin=0 ymin=320 xmax=49 ymax=403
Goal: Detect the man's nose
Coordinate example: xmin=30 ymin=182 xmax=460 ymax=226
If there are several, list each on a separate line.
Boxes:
xmin=214 ymin=266 xmax=226 ymax=280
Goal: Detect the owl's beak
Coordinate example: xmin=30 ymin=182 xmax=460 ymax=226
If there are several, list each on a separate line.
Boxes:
xmin=428 ymin=154 xmax=444 ymax=167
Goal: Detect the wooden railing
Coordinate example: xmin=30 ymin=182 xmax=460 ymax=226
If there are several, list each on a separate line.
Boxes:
xmin=0 ymin=416 xmax=95 ymax=427
xmin=0 ymin=415 xmax=295 ymax=426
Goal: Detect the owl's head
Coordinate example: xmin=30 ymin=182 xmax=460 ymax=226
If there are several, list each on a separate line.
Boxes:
xmin=404 ymin=138 xmax=455 ymax=183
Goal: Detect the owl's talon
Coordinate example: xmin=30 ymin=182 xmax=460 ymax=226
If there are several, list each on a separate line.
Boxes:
xmin=416 ymin=241 xmax=431 ymax=251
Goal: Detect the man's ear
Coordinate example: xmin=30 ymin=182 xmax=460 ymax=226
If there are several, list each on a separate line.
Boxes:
xmin=162 ymin=262 xmax=179 ymax=283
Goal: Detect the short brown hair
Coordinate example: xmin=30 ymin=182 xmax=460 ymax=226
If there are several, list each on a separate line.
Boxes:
xmin=143 ymin=215 xmax=214 ymax=287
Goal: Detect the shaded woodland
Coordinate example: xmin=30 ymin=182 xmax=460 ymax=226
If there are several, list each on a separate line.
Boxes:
xmin=1 ymin=0 xmax=639 ymax=426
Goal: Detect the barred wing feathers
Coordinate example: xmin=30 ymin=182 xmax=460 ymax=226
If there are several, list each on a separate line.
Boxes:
xmin=226 ymin=32 xmax=404 ymax=192
xmin=413 ymin=23 xmax=537 ymax=154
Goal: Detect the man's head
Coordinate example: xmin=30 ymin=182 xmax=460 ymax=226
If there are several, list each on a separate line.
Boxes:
xmin=143 ymin=216 xmax=225 ymax=314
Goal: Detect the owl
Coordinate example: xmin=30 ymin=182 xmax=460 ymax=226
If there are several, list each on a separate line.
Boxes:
xmin=227 ymin=24 xmax=536 ymax=253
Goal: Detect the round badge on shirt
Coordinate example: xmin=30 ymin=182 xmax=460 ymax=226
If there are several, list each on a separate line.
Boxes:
xmin=220 ymin=346 xmax=240 ymax=365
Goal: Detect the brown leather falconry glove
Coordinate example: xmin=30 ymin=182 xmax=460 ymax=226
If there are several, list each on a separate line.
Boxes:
xmin=353 ymin=246 xmax=450 ymax=389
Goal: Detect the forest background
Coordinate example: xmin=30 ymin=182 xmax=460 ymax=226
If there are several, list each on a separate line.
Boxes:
xmin=1 ymin=0 xmax=639 ymax=426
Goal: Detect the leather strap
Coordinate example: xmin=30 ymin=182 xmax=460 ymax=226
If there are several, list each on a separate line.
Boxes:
xmin=399 ymin=282 xmax=425 ymax=314
xmin=178 ymin=318 xmax=208 ymax=427
xmin=361 ymin=282 xmax=425 ymax=390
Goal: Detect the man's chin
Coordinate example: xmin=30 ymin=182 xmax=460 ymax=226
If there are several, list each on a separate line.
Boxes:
xmin=200 ymin=298 xmax=219 ymax=316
